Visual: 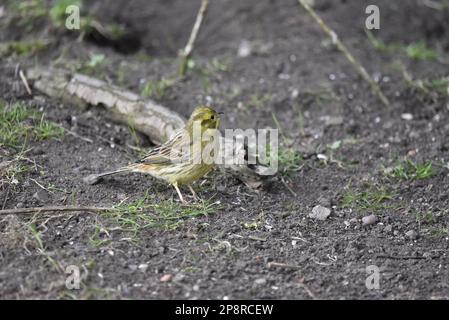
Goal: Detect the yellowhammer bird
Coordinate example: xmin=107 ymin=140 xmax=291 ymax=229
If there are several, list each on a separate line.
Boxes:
xmin=84 ymin=106 xmax=221 ymax=203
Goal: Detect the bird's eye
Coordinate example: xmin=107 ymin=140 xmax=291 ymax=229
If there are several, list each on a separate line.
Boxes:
xmin=211 ymin=115 xmax=215 ymax=120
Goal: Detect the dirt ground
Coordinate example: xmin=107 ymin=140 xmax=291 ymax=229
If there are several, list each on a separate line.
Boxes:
xmin=1 ymin=0 xmax=449 ymax=299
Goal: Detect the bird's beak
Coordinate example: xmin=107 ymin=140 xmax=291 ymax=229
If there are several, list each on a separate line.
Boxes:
xmin=217 ymin=111 xmax=224 ymax=115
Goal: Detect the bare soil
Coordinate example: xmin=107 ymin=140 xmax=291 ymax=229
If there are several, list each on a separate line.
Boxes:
xmin=0 ymin=0 xmax=448 ymax=299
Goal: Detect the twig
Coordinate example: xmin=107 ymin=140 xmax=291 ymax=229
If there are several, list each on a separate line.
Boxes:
xmin=280 ymin=176 xmax=298 ymax=197
xmin=0 ymin=206 xmax=109 ymax=216
xmin=30 ymin=178 xmax=51 ymax=193
xmin=19 ymin=69 xmax=32 ymax=95
xmin=291 ymin=236 xmax=310 ymax=243
xmin=248 ymin=235 xmax=267 ymax=242
xmin=297 ymin=0 xmax=390 ymax=107
xmin=375 ymin=254 xmax=439 ymax=260
xmin=14 ymin=63 xmax=20 ymax=77
xmin=298 ymin=279 xmax=317 ymax=299
xmin=178 ymin=0 xmax=209 ymax=76
xmin=267 ymin=261 xmax=301 ymax=270
xmin=53 ymin=123 xmax=93 ymax=143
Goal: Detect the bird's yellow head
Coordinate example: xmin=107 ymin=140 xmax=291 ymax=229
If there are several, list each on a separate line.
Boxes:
xmin=187 ymin=106 xmax=221 ymax=130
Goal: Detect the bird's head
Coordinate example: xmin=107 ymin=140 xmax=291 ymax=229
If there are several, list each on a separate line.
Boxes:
xmin=188 ymin=105 xmax=221 ymax=130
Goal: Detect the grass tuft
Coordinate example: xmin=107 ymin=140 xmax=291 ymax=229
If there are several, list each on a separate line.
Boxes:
xmin=386 ymin=159 xmax=434 ymax=181
xmin=367 ymin=31 xmax=439 ymax=61
xmin=0 ymin=41 xmax=47 ymax=57
xmin=341 ymin=184 xmax=397 ymax=212
xmin=408 ymin=77 xmax=449 ymax=99
xmin=406 ymin=42 xmax=438 ymax=61
xmin=0 ymin=102 xmax=64 ymax=149
xmin=277 ymin=147 xmax=304 ymax=176
xmin=90 ymin=194 xmax=222 ymax=245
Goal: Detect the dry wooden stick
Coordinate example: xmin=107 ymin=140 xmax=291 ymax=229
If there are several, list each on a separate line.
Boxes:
xmin=280 ymin=176 xmax=298 ymax=197
xmin=0 ymin=206 xmax=109 ymax=216
xmin=27 ymin=67 xmax=185 ymax=145
xmin=53 ymin=123 xmax=93 ymax=143
xmin=178 ymin=0 xmax=209 ymax=76
xmin=267 ymin=261 xmax=301 ymax=270
xmin=297 ymin=0 xmax=390 ymax=107
xmin=19 ymin=69 xmax=32 ymax=95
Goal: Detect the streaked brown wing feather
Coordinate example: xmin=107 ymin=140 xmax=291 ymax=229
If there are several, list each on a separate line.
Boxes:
xmin=138 ymin=129 xmax=191 ymax=165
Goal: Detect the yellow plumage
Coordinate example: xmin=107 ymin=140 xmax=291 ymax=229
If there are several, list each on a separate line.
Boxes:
xmin=84 ymin=106 xmax=221 ymax=203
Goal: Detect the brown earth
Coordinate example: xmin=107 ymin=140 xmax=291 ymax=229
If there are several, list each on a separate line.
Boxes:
xmin=0 ymin=0 xmax=448 ymax=299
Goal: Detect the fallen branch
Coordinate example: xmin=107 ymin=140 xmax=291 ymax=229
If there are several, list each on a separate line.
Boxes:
xmin=26 ymin=67 xmax=269 ymax=188
xmin=26 ymin=67 xmax=184 ymax=144
xmin=297 ymin=0 xmax=390 ymax=107
xmin=0 ymin=206 xmax=109 ymax=216
xmin=178 ymin=0 xmax=209 ymax=76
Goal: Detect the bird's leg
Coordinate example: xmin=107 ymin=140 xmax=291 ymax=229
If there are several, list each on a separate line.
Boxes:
xmin=173 ymin=182 xmax=186 ymax=204
xmin=188 ymin=184 xmax=199 ymax=201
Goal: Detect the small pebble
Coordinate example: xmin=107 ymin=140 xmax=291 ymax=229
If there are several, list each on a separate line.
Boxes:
xmin=254 ymin=278 xmax=267 ymax=285
xmin=173 ymin=273 xmax=185 ymax=282
xmin=405 ymin=230 xmax=419 ymax=240
xmin=138 ymin=263 xmax=148 ymax=272
xmin=237 ymin=40 xmax=252 ymax=58
xmin=160 ymin=274 xmax=173 ymax=282
xmin=325 ymin=116 xmax=344 ymax=126
xmin=309 ymin=205 xmax=331 ymax=221
xmin=401 ymin=113 xmax=413 ymax=121
xmin=317 ymin=154 xmax=328 ymax=162
xmin=362 ymin=214 xmax=378 ymax=226
xmin=291 ymin=89 xmax=299 ymax=99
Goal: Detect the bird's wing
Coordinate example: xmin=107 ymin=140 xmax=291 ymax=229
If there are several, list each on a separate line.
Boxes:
xmin=138 ymin=129 xmax=191 ymax=165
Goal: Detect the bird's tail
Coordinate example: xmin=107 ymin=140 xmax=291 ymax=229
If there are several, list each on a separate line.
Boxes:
xmin=83 ymin=166 xmax=132 ymax=185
